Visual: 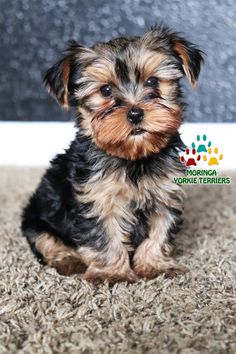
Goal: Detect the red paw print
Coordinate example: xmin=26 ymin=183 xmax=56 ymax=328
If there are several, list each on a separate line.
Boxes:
xmin=180 ymin=148 xmax=201 ymax=167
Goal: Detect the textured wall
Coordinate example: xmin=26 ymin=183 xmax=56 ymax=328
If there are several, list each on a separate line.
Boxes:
xmin=0 ymin=0 xmax=235 ymax=122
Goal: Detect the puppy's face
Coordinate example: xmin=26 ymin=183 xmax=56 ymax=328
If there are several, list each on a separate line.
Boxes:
xmin=45 ymin=26 xmax=203 ymax=160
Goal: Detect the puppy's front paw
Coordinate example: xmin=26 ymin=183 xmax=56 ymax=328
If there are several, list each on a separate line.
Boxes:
xmin=133 ymin=238 xmax=188 ymax=279
xmin=134 ymin=260 xmax=188 ymax=279
xmin=82 ymin=266 xmax=139 ymax=284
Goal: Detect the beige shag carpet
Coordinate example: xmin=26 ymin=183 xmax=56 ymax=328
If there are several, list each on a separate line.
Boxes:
xmin=0 ymin=167 xmax=236 ymax=354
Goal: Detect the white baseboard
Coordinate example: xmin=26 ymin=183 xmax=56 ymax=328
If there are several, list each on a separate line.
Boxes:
xmin=0 ymin=122 xmax=235 ymax=169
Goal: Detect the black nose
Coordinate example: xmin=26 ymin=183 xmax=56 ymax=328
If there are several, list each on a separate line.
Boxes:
xmin=127 ymin=107 xmax=144 ymax=125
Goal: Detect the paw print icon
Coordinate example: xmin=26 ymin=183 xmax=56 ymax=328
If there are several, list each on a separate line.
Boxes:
xmin=193 ymin=134 xmax=211 ymax=153
xmin=180 ymin=148 xmax=201 ymax=167
xmin=203 ymin=147 xmax=223 ymax=166
xmin=180 ymin=134 xmax=224 ymax=168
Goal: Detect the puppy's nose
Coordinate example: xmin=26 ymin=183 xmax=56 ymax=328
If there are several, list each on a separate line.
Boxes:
xmin=127 ymin=107 xmax=144 ymax=125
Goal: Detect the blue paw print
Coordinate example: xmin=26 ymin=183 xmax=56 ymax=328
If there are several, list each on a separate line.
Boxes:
xmin=192 ymin=134 xmax=211 ymax=153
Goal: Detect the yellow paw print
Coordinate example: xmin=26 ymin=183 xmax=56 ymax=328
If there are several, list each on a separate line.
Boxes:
xmin=203 ymin=147 xmax=223 ymax=166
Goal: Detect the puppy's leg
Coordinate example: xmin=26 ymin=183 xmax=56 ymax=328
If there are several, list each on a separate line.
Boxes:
xmin=75 ymin=173 xmax=138 ymax=283
xmin=79 ymin=222 xmax=137 ymax=284
xmin=34 ymin=231 xmax=137 ymax=283
xmin=133 ymin=207 xmax=188 ymax=279
xmin=79 ymin=242 xmax=137 ymax=284
xmin=77 ymin=213 xmax=137 ymax=284
xmin=34 ymin=234 xmax=87 ymax=276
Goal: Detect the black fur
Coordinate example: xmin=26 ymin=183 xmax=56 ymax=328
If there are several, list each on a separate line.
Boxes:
xmin=115 ymin=58 xmax=130 ymax=84
xmin=134 ymin=66 xmax=141 ymax=83
xmin=22 ymin=131 xmax=185 ymax=260
xmin=21 ymin=25 xmax=202 ymax=273
xmin=130 ymin=209 xmax=149 ymax=249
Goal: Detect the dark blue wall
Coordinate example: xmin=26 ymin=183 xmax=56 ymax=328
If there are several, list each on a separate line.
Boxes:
xmin=1 ymin=0 xmax=235 ymax=122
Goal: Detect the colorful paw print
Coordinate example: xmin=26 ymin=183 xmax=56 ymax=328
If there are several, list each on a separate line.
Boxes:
xmin=180 ymin=134 xmax=223 ymax=168
xmin=192 ymin=134 xmax=211 ymax=153
xmin=203 ymin=147 xmax=223 ymax=166
xmin=180 ymin=148 xmax=201 ymax=167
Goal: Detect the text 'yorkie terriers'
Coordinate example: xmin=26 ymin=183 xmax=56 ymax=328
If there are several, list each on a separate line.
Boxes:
xmin=22 ymin=25 xmax=203 ymax=284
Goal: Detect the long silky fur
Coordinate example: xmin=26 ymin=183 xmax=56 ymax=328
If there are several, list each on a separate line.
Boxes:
xmin=21 ymin=24 xmax=203 ymax=282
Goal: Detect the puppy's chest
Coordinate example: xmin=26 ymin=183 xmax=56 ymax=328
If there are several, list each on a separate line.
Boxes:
xmin=76 ymin=171 xmax=165 ymax=220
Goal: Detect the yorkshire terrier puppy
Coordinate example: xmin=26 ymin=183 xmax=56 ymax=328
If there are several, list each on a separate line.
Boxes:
xmin=21 ymin=25 xmax=203 ymax=283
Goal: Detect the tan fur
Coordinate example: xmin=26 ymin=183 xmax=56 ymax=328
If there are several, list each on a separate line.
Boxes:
xmin=35 ymin=234 xmax=87 ymax=276
xmin=39 ymin=31 xmax=202 ymax=283
xmin=133 ymin=209 xmax=188 ymax=279
xmin=134 ymin=172 xmax=185 ymax=209
xmin=159 ymin=80 xmax=179 ymax=105
xmin=85 ymin=58 xmax=118 ymax=85
xmin=77 ymin=169 xmax=185 ymax=251
xmin=76 ymin=170 xmax=136 ymax=250
xmin=35 ymin=233 xmax=136 ymax=283
xmin=77 ymin=48 xmax=182 ymax=160
xmin=77 ymin=107 xmax=94 ymax=136
xmin=73 ymin=43 xmax=183 ymax=161
xmin=61 ymin=58 xmax=70 ymax=109
xmin=75 ymin=170 xmax=138 ymax=283
xmin=35 ymin=170 xmax=185 ymax=282
xmin=76 ymin=170 xmax=185 ymax=223
xmin=129 ymin=173 xmax=187 ymax=278
xmin=138 ymin=50 xmax=167 ymax=80
xmin=79 ymin=246 xmax=138 ymax=284
xmin=173 ymin=42 xmax=196 ymax=88
xmin=91 ymin=99 xmax=181 ymax=160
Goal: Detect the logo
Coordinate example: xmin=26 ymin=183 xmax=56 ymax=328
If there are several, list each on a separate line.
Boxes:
xmin=180 ymin=134 xmax=223 ymax=167
xmin=174 ymin=134 xmax=230 ymax=185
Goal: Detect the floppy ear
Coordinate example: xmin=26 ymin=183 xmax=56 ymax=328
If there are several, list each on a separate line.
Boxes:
xmin=44 ymin=57 xmax=71 ymax=109
xmin=44 ymin=40 xmax=91 ymax=109
xmin=143 ymin=25 xmax=204 ymax=89
xmin=172 ymin=37 xmax=204 ymax=89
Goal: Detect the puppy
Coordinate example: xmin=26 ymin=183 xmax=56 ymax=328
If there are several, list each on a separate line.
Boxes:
xmin=21 ymin=25 xmax=203 ymax=283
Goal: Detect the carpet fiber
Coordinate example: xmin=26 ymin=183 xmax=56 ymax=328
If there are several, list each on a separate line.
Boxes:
xmin=0 ymin=167 xmax=235 ymax=354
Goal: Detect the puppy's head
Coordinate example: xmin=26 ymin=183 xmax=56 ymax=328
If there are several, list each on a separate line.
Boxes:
xmin=44 ymin=26 xmax=203 ymax=160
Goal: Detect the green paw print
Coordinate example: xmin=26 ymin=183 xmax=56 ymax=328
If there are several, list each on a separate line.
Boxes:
xmin=192 ymin=134 xmax=211 ymax=153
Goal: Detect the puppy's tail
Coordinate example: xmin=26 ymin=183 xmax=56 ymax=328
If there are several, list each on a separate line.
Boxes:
xmin=21 ymin=193 xmax=46 ymax=264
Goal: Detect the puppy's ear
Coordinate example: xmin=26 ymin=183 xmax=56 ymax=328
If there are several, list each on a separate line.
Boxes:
xmin=172 ymin=36 xmax=204 ymax=89
xmin=44 ymin=40 xmax=95 ymax=109
xmin=143 ymin=26 xmax=204 ymax=89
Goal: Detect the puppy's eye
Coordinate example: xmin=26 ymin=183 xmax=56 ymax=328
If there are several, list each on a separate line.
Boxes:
xmin=145 ymin=76 xmax=159 ymax=87
xmin=100 ymin=84 xmax=112 ymax=97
